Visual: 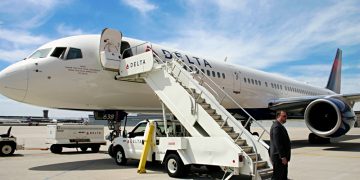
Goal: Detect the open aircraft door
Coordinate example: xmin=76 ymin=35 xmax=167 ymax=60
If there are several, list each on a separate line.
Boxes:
xmin=99 ymin=28 xmax=122 ymax=71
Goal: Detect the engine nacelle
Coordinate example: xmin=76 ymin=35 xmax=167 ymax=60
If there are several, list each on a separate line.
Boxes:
xmin=304 ymin=98 xmax=356 ymax=138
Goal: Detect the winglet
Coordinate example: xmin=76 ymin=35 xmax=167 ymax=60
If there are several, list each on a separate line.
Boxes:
xmin=326 ymin=48 xmax=342 ymax=94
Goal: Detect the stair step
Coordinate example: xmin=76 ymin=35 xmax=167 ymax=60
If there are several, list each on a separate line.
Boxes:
xmin=257 ymin=167 xmax=273 ymax=179
xmin=200 ymin=103 xmax=211 ymax=109
xmin=206 ymin=109 xmax=216 ymax=115
xmin=257 ymin=167 xmax=273 ymax=174
xmin=254 ymin=161 xmax=268 ymax=169
xmin=222 ymin=126 xmax=233 ymax=132
xmin=228 ymin=132 xmax=240 ymax=139
xmin=195 ymin=98 xmax=205 ymax=103
xmin=211 ymin=114 xmax=221 ymax=120
xmin=247 ymin=153 xmax=260 ymax=161
xmin=240 ymin=146 xmax=253 ymax=153
xmin=235 ymin=139 xmax=247 ymax=146
xmin=215 ymin=120 xmax=226 ymax=126
xmin=186 ymin=88 xmax=196 ymax=94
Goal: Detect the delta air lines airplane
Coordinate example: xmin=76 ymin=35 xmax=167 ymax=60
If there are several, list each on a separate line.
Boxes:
xmin=0 ymin=28 xmax=359 ymax=143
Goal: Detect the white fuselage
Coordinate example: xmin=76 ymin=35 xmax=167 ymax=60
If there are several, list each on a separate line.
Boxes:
xmin=0 ymin=35 xmax=335 ymax=112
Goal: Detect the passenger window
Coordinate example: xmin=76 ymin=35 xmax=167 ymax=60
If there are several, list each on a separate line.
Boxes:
xmin=218 ymin=72 xmax=221 ymax=78
xmin=265 ymin=82 xmax=268 ymax=87
xmin=66 ymin=48 xmax=83 ymax=60
xmin=51 ymin=47 xmax=67 ymax=58
xmin=28 ymin=48 xmax=52 ymax=59
xmin=207 ymin=70 xmax=211 ymax=76
xmin=189 ymin=66 xmax=193 ymax=72
xmin=222 ymin=73 xmax=225 ymax=79
xmin=201 ymin=69 xmax=205 ymax=73
xmin=244 ymin=77 xmax=247 ymax=83
xmin=212 ymin=71 xmax=216 ymax=77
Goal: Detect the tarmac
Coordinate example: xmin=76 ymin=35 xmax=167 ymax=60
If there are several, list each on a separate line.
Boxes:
xmin=0 ymin=120 xmax=359 ymax=180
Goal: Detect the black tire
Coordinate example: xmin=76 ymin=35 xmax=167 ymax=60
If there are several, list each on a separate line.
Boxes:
xmin=108 ymin=144 xmax=115 ymax=158
xmin=80 ymin=147 xmax=88 ymax=152
xmin=114 ymin=146 xmax=127 ymax=165
xmin=0 ymin=143 xmax=15 ymax=156
xmin=206 ymin=165 xmax=222 ymax=172
xmin=308 ymin=133 xmax=331 ymax=144
xmin=50 ymin=145 xmax=62 ymax=154
xmin=91 ymin=145 xmax=100 ymax=153
xmin=165 ymin=153 xmax=189 ymax=178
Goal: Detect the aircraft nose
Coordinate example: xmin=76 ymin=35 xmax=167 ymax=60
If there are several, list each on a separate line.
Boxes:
xmin=0 ymin=62 xmax=28 ymax=102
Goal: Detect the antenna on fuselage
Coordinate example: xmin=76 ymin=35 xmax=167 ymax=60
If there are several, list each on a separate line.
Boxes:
xmin=224 ymin=56 xmax=228 ymax=62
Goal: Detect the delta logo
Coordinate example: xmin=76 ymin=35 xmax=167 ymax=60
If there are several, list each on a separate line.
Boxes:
xmin=125 ymin=59 xmax=146 ymax=70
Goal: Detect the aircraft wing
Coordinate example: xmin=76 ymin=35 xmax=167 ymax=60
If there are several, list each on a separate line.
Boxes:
xmin=269 ymin=93 xmax=360 ymax=111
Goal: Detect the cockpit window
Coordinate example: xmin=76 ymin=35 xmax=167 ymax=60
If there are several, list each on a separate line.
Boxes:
xmin=66 ymin=48 xmax=82 ymax=59
xmin=28 ymin=48 xmax=52 ymax=59
xmin=51 ymin=47 xmax=67 ymax=58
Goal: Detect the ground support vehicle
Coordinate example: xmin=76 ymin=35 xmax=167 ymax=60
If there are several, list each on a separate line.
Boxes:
xmin=46 ymin=124 xmax=106 ymax=153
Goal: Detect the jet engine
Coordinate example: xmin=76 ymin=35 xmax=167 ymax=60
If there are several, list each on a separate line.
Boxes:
xmin=304 ymin=98 xmax=356 ymax=138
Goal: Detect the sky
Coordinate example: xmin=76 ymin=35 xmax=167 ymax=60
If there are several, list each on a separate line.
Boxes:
xmin=0 ymin=0 xmax=359 ymax=117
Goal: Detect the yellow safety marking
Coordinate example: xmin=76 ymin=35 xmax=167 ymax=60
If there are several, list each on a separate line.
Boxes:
xmin=137 ymin=121 xmax=155 ymax=174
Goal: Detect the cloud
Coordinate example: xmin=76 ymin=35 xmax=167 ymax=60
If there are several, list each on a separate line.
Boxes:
xmin=121 ymin=0 xmax=157 ymax=14
xmin=275 ymin=63 xmax=360 ymax=94
xmin=56 ymin=24 xmax=86 ymax=37
xmin=0 ymin=0 xmax=65 ymax=29
xmin=0 ymin=28 xmax=50 ymax=62
xmin=0 ymin=28 xmax=50 ymax=46
xmin=157 ymin=0 xmax=360 ymax=69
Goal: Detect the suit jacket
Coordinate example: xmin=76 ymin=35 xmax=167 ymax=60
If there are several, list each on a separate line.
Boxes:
xmin=270 ymin=121 xmax=291 ymax=161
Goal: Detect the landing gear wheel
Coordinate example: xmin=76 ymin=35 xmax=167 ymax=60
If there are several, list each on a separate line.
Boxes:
xmin=114 ymin=146 xmax=127 ymax=165
xmin=80 ymin=147 xmax=88 ymax=152
xmin=165 ymin=154 xmax=189 ymax=178
xmin=0 ymin=143 xmax=15 ymax=156
xmin=308 ymin=133 xmax=330 ymax=144
xmin=50 ymin=145 xmax=62 ymax=154
xmin=91 ymin=145 xmax=100 ymax=153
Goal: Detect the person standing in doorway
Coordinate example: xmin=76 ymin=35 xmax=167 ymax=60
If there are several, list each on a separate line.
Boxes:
xmin=270 ymin=110 xmax=291 ymax=180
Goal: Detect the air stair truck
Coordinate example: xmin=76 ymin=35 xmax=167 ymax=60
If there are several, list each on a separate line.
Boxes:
xmin=100 ymin=28 xmax=273 ymax=179
xmin=46 ymin=124 xmax=106 ymax=153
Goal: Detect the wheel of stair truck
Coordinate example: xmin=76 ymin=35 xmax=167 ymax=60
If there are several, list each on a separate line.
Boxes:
xmin=206 ymin=165 xmax=222 ymax=172
xmin=108 ymin=144 xmax=115 ymax=158
xmin=50 ymin=144 xmax=62 ymax=154
xmin=114 ymin=146 xmax=127 ymax=165
xmin=308 ymin=133 xmax=331 ymax=144
xmin=80 ymin=147 xmax=88 ymax=152
xmin=91 ymin=145 xmax=100 ymax=153
xmin=0 ymin=142 xmax=15 ymax=156
xmin=165 ymin=153 xmax=190 ymax=178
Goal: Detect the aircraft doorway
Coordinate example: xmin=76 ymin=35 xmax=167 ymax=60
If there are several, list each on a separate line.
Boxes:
xmin=233 ymin=71 xmax=241 ymax=94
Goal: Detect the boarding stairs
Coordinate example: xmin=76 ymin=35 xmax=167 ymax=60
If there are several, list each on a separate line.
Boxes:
xmin=99 ymin=28 xmax=272 ymax=180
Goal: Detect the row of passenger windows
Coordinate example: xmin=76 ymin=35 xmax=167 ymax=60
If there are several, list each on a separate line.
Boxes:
xmin=184 ymin=66 xmax=226 ymax=79
xmin=28 ymin=47 xmax=83 ymax=60
xmin=243 ymin=77 xmax=319 ymax=96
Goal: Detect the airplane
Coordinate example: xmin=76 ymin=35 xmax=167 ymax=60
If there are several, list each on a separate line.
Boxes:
xmin=0 ymin=28 xmax=359 ymax=144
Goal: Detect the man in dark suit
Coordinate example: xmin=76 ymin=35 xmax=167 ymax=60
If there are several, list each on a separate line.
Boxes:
xmin=270 ymin=110 xmax=291 ymax=180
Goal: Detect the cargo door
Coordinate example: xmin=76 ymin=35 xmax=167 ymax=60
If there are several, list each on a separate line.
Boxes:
xmin=99 ymin=28 xmax=122 ymax=71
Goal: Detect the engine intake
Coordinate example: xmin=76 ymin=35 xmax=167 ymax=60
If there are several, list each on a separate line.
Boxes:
xmin=304 ymin=98 xmax=356 ymax=138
